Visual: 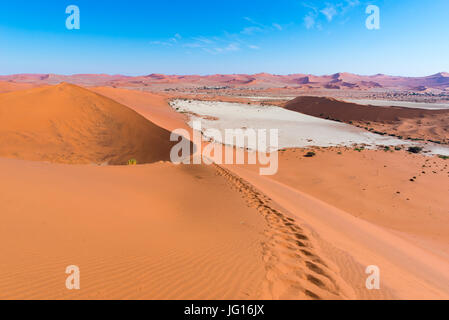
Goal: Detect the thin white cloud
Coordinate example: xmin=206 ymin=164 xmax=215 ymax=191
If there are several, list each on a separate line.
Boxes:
xmin=302 ymin=0 xmax=361 ymax=30
xmin=243 ymin=17 xmax=265 ymax=28
xmin=241 ymin=26 xmax=263 ymax=35
xmin=224 ymin=43 xmax=240 ymax=52
xmin=273 ymin=23 xmax=283 ymax=31
xmin=149 ymin=40 xmax=173 ymax=46
xmin=183 ymin=42 xmax=204 ymax=48
xmin=321 ymin=5 xmax=337 ymax=22
xmin=150 ymin=17 xmax=281 ymax=54
xmin=304 ymin=13 xmax=316 ymax=29
xmin=203 ymin=43 xmax=241 ymax=54
xmin=192 ymin=36 xmax=215 ymax=44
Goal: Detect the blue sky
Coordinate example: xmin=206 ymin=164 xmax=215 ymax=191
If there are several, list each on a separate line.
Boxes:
xmin=0 ymin=0 xmax=448 ymax=76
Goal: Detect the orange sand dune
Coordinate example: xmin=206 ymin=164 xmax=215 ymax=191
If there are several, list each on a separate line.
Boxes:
xmin=227 ymin=149 xmax=449 ymax=299
xmin=285 ymin=96 xmax=449 ymax=143
xmin=89 ymin=86 xmax=188 ymax=132
xmin=0 ymin=81 xmax=38 ymax=93
xmin=2 ymin=85 xmax=449 ymax=300
xmin=285 ymin=96 xmax=449 ymax=123
xmin=0 ymin=83 xmax=176 ymax=164
xmin=272 ymin=149 xmax=449 ymax=252
xmin=0 ymin=158 xmax=349 ymax=300
xmin=0 ymin=159 xmax=265 ymax=299
xmin=91 ymin=87 xmax=449 ymax=299
xmin=3 ymin=72 xmax=449 ymax=90
xmin=0 ymin=85 xmax=351 ymax=300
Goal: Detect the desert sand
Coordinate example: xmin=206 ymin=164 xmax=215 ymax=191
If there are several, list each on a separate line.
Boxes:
xmin=344 ymin=99 xmax=449 ymax=110
xmin=0 ymin=158 xmax=269 ymax=299
xmin=93 ymin=86 xmax=449 ymax=299
xmin=0 ymin=81 xmax=38 ymax=93
xmin=0 ymin=84 xmax=347 ymax=300
xmin=1 ymin=84 xmax=448 ymax=300
xmin=3 ymin=72 xmax=449 ymax=92
xmin=285 ymin=96 xmax=449 ymax=144
xmin=0 ymin=83 xmax=177 ymax=165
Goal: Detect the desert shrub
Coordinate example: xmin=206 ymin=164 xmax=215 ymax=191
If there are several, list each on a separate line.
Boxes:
xmin=127 ymin=158 xmax=138 ymax=165
xmin=304 ymin=151 xmax=316 ymax=158
xmin=438 ymin=155 xmax=449 ymax=160
xmin=407 ymin=147 xmax=423 ymax=154
xmin=394 ymin=146 xmax=402 ymax=151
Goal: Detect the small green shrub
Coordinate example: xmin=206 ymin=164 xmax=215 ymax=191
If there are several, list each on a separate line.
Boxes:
xmin=127 ymin=158 xmax=138 ymax=165
xmin=438 ymin=155 xmax=449 ymax=160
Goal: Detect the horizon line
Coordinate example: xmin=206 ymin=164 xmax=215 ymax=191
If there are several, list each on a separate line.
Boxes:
xmin=1 ymin=71 xmax=448 ymax=79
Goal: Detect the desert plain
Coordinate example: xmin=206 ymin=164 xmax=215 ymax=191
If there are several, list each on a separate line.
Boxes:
xmin=0 ymin=72 xmax=448 ymax=300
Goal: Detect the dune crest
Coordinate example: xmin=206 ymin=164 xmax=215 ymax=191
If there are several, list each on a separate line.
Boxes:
xmin=284 ymin=96 xmax=449 ymax=143
xmin=0 ymin=83 xmax=176 ymax=165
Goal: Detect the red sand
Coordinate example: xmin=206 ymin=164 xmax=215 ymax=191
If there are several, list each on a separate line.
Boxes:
xmin=1 ymin=85 xmax=448 ymax=300
xmin=0 ymin=83 xmax=177 ymax=164
xmin=285 ymin=96 xmax=449 ymax=143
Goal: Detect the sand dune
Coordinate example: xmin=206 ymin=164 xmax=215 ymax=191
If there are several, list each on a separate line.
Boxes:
xmin=285 ymin=96 xmax=449 ymax=144
xmin=285 ymin=96 xmax=449 ymax=123
xmin=97 ymin=87 xmax=449 ymax=298
xmin=227 ymin=158 xmax=449 ymax=299
xmin=90 ymin=86 xmax=188 ymax=132
xmin=0 ymin=83 xmax=177 ymax=165
xmin=2 ymin=84 xmax=448 ymax=300
xmin=2 ymin=72 xmax=449 ymax=90
xmin=0 ymin=158 xmax=351 ymax=300
xmin=0 ymin=86 xmax=350 ymax=300
xmin=271 ymin=149 xmax=449 ymax=252
xmin=0 ymin=159 xmax=266 ymax=299
xmin=0 ymin=81 xmax=37 ymax=93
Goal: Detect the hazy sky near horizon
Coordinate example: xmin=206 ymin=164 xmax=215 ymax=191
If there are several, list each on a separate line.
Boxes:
xmin=0 ymin=0 xmax=448 ymax=76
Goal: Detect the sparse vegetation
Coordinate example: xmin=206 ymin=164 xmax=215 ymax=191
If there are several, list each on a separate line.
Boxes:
xmin=304 ymin=151 xmax=316 ymax=158
xmin=407 ymin=146 xmax=423 ymax=154
xmin=127 ymin=158 xmax=138 ymax=165
xmin=438 ymin=155 xmax=449 ymax=160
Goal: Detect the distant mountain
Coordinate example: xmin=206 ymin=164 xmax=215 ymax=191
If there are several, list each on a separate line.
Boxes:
xmin=0 ymin=72 xmax=448 ymax=91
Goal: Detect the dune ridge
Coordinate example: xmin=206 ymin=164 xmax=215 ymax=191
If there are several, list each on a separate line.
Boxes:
xmin=2 ymin=72 xmax=449 ymax=90
xmin=285 ymin=96 xmax=449 ymax=143
xmin=0 ymin=83 xmax=177 ymax=165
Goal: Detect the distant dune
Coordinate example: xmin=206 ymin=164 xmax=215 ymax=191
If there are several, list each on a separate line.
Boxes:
xmin=284 ymin=96 xmax=449 ymax=143
xmin=284 ymin=96 xmax=449 ymax=123
xmin=0 ymin=81 xmax=38 ymax=93
xmin=1 ymin=72 xmax=449 ymax=90
xmin=0 ymin=83 xmax=177 ymax=164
